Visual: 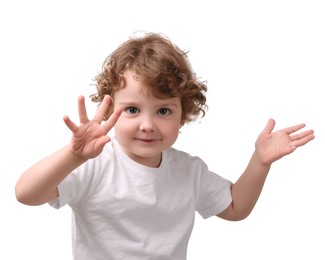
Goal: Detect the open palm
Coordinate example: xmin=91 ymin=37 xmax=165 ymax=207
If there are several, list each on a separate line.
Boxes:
xmin=255 ymin=119 xmax=315 ymax=166
xmin=63 ymin=95 xmax=122 ymax=159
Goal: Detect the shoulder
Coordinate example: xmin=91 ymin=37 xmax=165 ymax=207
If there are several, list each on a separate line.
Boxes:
xmin=165 ymin=146 xmax=207 ymax=168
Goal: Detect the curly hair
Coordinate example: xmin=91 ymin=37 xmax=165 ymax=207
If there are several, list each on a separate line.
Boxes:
xmin=91 ymin=32 xmax=208 ymax=123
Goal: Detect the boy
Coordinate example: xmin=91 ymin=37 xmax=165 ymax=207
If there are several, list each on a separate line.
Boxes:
xmin=15 ymin=32 xmax=315 ymax=259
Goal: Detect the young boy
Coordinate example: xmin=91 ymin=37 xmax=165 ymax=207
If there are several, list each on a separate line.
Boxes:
xmin=15 ymin=32 xmax=315 ymax=260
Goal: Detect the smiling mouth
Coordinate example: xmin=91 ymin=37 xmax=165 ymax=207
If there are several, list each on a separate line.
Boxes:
xmin=136 ymin=138 xmax=159 ymax=143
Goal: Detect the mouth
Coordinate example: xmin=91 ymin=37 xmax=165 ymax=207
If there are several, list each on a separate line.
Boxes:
xmin=136 ymin=138 xmax=160 ymax=144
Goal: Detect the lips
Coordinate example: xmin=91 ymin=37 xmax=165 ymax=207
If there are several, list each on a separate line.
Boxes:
xmin=135 ymin=138 xmax=160 ymax=143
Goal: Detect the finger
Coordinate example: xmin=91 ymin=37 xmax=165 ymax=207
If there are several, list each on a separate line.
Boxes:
xmin=290 ymin=129 xmax=315 ymax=141
xmin=78 ymin=95 xmax=89 ymax=124
xmin=292 ymin=133 xmax=315 ymax=148
xmin=262 ymin=118 xmax=276 ymax=135
xmin=103 ymin=106 xmax=123 ymax=133
xmin=283 ymin=123 xmax=306 ymax=135
xmin=94 ymin=135 xmax=111 ymax=152
xmin=63 ymin=115 xmax=78 ymax=132
xmin=93 ymin=95 xmax=112 ymax=122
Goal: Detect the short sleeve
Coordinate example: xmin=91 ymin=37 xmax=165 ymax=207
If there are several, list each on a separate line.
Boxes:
xmin=48 ymin=158 xmax=98 ymax=209
xmin=48 ymin=175 xmax=78 ymax=209
xmin=196 ymin=163 xmax=232 ymax=219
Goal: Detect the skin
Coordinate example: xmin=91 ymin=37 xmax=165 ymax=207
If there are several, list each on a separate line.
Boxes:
xmin=113 ymin=70 xmax=184 ymax=167
xmin=15 ymin=69 xmax=315 ymax=221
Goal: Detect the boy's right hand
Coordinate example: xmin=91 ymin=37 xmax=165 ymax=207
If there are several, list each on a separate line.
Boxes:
xmin=63 ymin=95 xmax=122 ymax=160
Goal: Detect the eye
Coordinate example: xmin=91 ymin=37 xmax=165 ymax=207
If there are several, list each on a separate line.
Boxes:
xmin=157 ymin=108 xmax=171 ymax=116
xmin=125 ymin=107 xmax=140 ymax=114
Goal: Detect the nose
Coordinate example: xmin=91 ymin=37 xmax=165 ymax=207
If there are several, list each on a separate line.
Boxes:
xmin=139 ymin=115 xmax=156 ymax=132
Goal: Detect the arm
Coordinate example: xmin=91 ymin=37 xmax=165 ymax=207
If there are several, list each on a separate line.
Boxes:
xmin=15 ymin=95 xmax=122 ymax=206
xmin=218 ymin=118 xmax=315 ymax=221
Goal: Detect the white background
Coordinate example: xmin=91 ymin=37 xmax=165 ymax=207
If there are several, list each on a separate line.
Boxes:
xmin=1 ymin=1 xmax=324 ymax=259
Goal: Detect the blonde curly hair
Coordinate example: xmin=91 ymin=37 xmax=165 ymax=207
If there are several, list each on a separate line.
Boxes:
xmin=91 ymin=32 xmax=207 ymax=123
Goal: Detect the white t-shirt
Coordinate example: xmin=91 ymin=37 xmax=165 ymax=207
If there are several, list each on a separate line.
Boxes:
xmin=50 ymin=136 xmax=232 ymax=260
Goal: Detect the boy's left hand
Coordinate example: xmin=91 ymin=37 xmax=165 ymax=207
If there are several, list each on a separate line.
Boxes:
xmin=255 ymin=118 xmax=315 ymax=166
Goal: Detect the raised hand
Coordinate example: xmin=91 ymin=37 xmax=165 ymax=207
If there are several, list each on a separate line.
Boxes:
xmin=255 ymin=118 xmax=315 ymax=166
xmin=63 ymin=95 xmax=122 ymax=159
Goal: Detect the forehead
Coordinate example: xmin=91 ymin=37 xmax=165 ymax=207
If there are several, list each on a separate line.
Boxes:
xmin=120 ymin=70 xmax=150 ymax=96
xmin=114 ymin=71 xmax=180 ymax=105
xmin=119 ymin=69 xmax=166 ymax=98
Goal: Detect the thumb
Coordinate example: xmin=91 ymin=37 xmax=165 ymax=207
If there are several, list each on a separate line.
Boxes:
xmin=263 ymin=118 xmax=276 ymax=135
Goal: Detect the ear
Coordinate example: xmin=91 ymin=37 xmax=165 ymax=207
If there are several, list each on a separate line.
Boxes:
xmin=180 ymin=119 xmax=186 ymax=128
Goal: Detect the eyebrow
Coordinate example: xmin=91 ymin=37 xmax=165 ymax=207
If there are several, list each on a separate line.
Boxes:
xmin=156 ymin=101 xmax=180 ymax=108
xmin=118 ymin=101 xmax=180 ymax=108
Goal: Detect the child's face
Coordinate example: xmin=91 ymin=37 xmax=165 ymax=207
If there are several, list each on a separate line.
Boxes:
xmin=113 ymin=70 xmax=184 ymax=167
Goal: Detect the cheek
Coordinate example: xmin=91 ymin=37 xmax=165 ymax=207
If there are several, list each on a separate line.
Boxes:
xmin=113 ymin=118 xmax=133 ymax=136
xmin=160 ymin=122 xmax=181 ymax=137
